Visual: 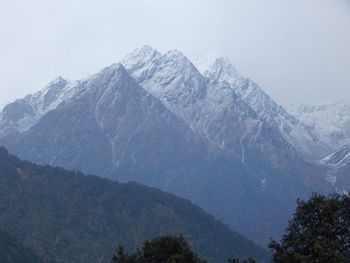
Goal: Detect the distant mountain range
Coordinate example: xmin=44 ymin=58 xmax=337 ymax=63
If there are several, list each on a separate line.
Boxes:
xmin=0 ymin=45 xmax=348 ymax=246
xmin=0 ymin=147 xmax=269 ymax=263
xmin=288 ymin=101 xmax=350 ymax=152
xmin=288 ymin=101 xmax=350 ymax=193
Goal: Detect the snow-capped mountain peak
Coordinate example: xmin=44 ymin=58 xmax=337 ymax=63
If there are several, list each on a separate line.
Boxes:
xmin=122 ymin=46 xmax=206 ymax=109
xmin=121 ymin=46 xmax=331 ymax=159
xmin=0 ymin=76 xmax=83 ymax=135
xmin=121 ymin=44 xmax=161 ymax=70
xmin=162 ymin=49 xmax=201 ymax=72
xmin=164 ymin=49 xmax=186 ymax=58
xmin=0 ymin=45 xmax=333 ymax=160
xmin=42 ymin=76 xmax=67 ymax=90
xmin=202 ymin=56 xmax=278 ymax=119
xmin=201 ymin=57 xmax=277 ymax=118
xmin=199 ymin=55 xmax=331 ymax=159
xmin=204 ymin=57 xmax=242 ymax=85
xmin=190 ymin=53 xmax=221 ymax=74
xmin=1 ymin=45 xmax=348 ymax=248
xmin=34 ymin=76 xmax=70 ymax=111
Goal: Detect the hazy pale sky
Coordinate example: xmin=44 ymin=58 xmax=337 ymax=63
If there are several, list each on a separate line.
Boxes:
xmin=0 ymin=0 xmax=349 ymax=108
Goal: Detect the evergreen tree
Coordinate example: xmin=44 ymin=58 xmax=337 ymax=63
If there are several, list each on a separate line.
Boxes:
xmin=111 ymin=235 xmax=207 ymax=263
xmin=111 ymin=246 xmax=128 ymax=263
xmin=269 ymin=193 xmax=350 ymax=263
xmin=228 ymin=257 xmax=256 ymax=263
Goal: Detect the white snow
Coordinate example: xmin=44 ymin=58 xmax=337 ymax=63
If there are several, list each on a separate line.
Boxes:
xmin=325 ymin=169 xmax=337 ymax=186
xmin=121 ymin=46 xmax=329 ymax=160
xmin=18 ymin=79 xmax=83 ymax=132
xmin=320 ymin=144 xmax=350 ymax=168
xmin=260 ymin=178 xmax=267 ymax=190
xmin=0 ymin=45 xmax=334 ymax=162
xmin=121 ymin=45 xmax=161 ymax=73
xmin=201 ymin=56 xmax=331 ymax=159
xmin=0 ymin=76 xmax=87 ymax=135
xmin=190 ymin=53 xmax=221 ymax=74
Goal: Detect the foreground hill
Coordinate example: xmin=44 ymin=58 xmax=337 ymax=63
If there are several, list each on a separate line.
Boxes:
xmin=0 ymin=147 xmax=269 ymax=263
xmin=0 ymin=230 xmax=43 ymax=263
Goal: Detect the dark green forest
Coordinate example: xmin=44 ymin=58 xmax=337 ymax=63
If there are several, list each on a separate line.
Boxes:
xmin=0 ymin=147 xmax=269 ymax=263
xmin=2 ymin=146 xmax=348 ymax=263
xmin=0 ymin=230 xmax=43 ymax=263
xmin=110 ymin=193 xmax=350 ymax=263
xmin=110 ymin=235 xmax=259 ymax=263
xmin=269 ymin=193 xmax=350 ymax=263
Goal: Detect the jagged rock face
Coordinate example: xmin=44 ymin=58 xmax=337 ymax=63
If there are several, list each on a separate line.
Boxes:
xmin=1 ymin=64 xmax=215 ymax=184
xmin=0 ymin=76 xmax=90 ymax=142
xmin=201 ymin=58 xmax=331 ymax=160
xmin=122 ymin=46 xmax=328 ymax=171
xmin=0 ymin=46 xmax=340 ymax=245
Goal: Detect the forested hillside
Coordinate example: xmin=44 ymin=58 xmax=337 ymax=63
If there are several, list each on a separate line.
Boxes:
xmin=0 ymin=147 xmax=269 ymax=263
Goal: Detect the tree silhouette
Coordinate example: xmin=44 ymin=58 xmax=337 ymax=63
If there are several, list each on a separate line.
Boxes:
xmin=111 ymin=235 xmax=207 ymax=263
xmin=269 ymin=193 xmax=350 ymax=263
xmin=228 ymin=257 xmax=256 ymax=263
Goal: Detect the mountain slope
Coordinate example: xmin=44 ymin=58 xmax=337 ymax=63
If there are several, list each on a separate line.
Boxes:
xmin=123 ymin=46 xmax=329 ymax=162
xmin=121 ymin=47 xmax=336 ymax=242
xmin=195 ymin=56 xmax=331 ymax=160
xmin=0 ymin=147 xmax=270 ymax=263
xmin=0 ymin=77 xmax=83 ymax=137
xmin=0 ymin=230 xmax=44 ymax=263
xmin=0 ymin=64 xmax=224 ymax=193
xmin=0 ymin=62 xmax=278 ymax=245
